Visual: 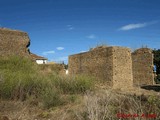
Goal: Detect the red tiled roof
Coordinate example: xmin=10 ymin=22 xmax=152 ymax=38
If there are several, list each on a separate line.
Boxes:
xmin=30 ymin=53 xmax=47 ymax=60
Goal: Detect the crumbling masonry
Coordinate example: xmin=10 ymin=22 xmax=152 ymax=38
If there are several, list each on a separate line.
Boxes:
xmin=68 ymin=46 xmax=154 ymax=89
xmin=132 ymin=48 xmax=154 ymax=86
xmin=0 ymin=28 xmax=30 ymax=57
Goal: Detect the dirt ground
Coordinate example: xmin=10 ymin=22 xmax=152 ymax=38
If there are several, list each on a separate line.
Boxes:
xmin=0 ymin=95 xmax=84 ymax=120
xmin=0 ymin=86 xmax=159 ymax=120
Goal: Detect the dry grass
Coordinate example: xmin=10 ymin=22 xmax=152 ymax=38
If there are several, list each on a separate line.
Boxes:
xmin=0 ymin=95 xmax=84 ymax=120
xmin=75 ymin=90 xmax=160 ymax=120
xmin=0 ymin=56 xmax=160 ymax=120
xmin=1 ymin=89 xmax=160 ymax=120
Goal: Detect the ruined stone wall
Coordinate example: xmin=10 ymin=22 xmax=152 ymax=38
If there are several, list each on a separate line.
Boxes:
xmin=0 ymin=28 xmax=30 ymax=57
xmin=132 ymin=48 xmax=154 ymax=86
xmin=69 ymin=46 xmax=113 ymax=85
xmin=68 ymin=46 xmax=133 ymax=89
xmin=112 ymin=47 xmax=133 ymax=89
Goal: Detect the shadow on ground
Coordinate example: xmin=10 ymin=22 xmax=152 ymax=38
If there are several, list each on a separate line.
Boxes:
xmin=141 ymin=85 xmax=160 ymax=92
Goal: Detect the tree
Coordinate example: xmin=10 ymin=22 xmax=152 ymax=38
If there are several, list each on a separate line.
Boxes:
xmin=153 ymin=49 xmax=160 ymax=82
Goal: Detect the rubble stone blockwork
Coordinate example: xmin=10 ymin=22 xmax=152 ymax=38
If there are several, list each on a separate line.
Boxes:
xmin=132 ymin=48 xmax=154 ymax=86
xmin=68 ymin=46 xmax=133 ymax=89
xmin=69 ymin=46 xmax=155 ymax=88
xmin=112 ymin=47 xmax=133 ymax=89
xmin=0 ymin=28 xmax=30 ymax=57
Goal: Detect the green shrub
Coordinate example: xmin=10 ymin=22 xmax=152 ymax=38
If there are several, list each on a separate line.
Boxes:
xmin=39 ymin=64 xmax=64 ymax=74
xmin=53 ymin=75 xmax=94 ymax=94
xmin=0 ymin=55 xmax=95 ymax=108
xmin=156 ymin=74 xmax=160 ymax=84
xmin=40 ymin=87 xmax=63 ymax=108
xmin=0 ymin=56 xmax=37 ymax=99
xmin=68 ymin=95 xmax=77 ymax=103
xmin=0 ymin=56 xmax=37 ymax=73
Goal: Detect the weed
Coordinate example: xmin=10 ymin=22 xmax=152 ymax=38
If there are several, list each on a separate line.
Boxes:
xmin=0 ymin=56 xmax=94 ymax=108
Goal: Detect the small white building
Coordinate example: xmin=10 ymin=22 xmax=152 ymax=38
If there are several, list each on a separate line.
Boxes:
xmin=30 ymin=53 xmax=48 ymax=64
xmin=35 ymin=59 xmax=47 ymax=64
xmin=65 ymin=69 xmax=68 ymax=75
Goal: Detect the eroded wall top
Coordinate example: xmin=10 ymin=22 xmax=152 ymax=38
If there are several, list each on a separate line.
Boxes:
xmin=0 ymin=28 xmax=30 ymax=57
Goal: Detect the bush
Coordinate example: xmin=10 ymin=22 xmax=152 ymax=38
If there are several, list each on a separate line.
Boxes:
xmin=39 ymin=64 xmax=64 ymax=74
xmin=0 ymin=56 xmax=95 ymax=108
xmin=156 ymin=74 xmax=160 ymax=84
xmin=0 ymin=56 xmax=39 ymax=100
xmin=53 ymin=75 xmax=94 ymax=94
xmin=40 ymin=87 xmax=63 ymax=108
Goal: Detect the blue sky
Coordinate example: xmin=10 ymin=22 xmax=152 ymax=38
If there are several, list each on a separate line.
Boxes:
xmin=0 ymin=0 xmax=160 ymax=63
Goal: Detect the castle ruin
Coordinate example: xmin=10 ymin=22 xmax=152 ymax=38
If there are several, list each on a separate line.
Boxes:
xmin=0 ymin=28 xmax=155 ymax=89
xmin=68 ymin=46 xmax=154 ymax=89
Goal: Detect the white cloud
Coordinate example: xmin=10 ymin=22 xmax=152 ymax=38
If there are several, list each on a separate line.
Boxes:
xmin=67 ymin=25 xmax=74 ymax=30
xmin=80 ymin=50 xmax=87 ymax=53
xmin=87 ymin=34 xmax=96 ymax=39
xmin=56 ymin=47 xmax=64 ymax=50
xmin=119 ymin=21 xmax=158 ymax=31
xmin=119 ymin=23 xmax=147 ymax=31
xmin=42 ymin=50 xmax=55 ymax=55
xmin=69 ymin=27 xmax=74 ymax=30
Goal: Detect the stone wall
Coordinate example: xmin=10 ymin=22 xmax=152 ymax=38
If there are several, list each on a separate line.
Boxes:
xmin=68 ymin=46 xmax=133 ymax=89
xmin=0 ymin=28 xmax=30 ymax=57
xmin=112 ymin=47 xmax=133 ymax=89
xmin=69 ymin=46 xmax=113 ymax=86
xmin=132 ymin=48 xmax=154 ymax=86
